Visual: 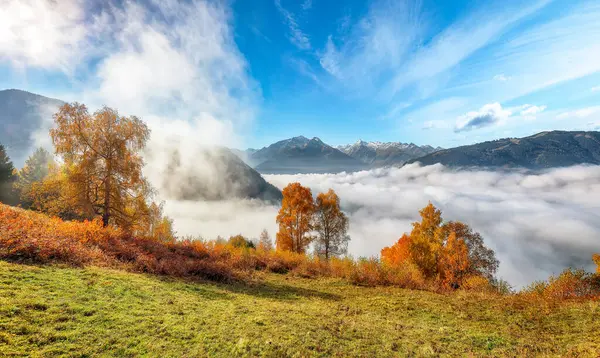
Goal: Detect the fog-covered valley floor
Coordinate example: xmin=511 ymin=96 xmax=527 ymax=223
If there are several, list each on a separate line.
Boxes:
xmin=163 ymin=163 xmax=600 ymax=288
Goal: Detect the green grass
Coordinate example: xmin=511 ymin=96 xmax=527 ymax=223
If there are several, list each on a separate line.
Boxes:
xmin=1 ymin=261 xmax=599 ymax=357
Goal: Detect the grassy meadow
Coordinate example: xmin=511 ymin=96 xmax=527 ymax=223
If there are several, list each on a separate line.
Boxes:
xmin=1 ymin=261 xmax=599 ymax=357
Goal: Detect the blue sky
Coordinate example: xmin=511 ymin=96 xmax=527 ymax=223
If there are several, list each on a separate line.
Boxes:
xmin=1 ymin=0 xmax=600 ymax=149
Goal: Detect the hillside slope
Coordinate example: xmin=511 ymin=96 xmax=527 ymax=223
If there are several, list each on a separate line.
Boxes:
xmin=1 ymin=261 xmax=599 ymax=357
xmin=0 ymin=89 xmax=64 ymax=166
xmin=407 ymin=131 xmax=600 ymax=168
xmin=149 ymin=147 xmax=282 ymax=202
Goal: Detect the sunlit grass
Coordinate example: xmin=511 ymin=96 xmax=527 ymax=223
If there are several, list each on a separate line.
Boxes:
xmin=1 ymin=261 xmax=599 ymax=357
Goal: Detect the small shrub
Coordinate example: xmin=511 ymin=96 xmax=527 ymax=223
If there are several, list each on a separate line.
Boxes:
xmin=461 ymin=275 xmax=491 ymax=293
xmin=519 ymin=268 xmax=600 ymax=301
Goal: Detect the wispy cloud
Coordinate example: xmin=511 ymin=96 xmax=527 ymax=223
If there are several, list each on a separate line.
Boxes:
xmin=557 ymin=106 xmax=600 ymax=120
xmin=274 ymin=0 xmax=310 ymax=50
xmin=287 ymin=57 xmax=325 ymax=88
xmin=389 ymin=0 xmax=552 ymax=97
xmin=592 ymin=86 xmax=600 ymax=92
xmin=301 ymin=0 xmax=313 ymax=11
xmin=422 ymin=120 xmax=450 ymax=130
xmin=249 ymin=25 xmax=272 ymax=43
xmin=316 ymin=0 xmax=422 ymax=95
xmin=315 ymin=0 xmax=553 ymax=102
xmin=457 ymin=1 xmax=600 ymax=102
xmin=494 ymin=74 xmax=511 ymax=82
xmin=520 ymin=105 xmax=547 ymax=116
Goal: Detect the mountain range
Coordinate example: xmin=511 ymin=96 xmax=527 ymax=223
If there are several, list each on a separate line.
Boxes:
xmin=3 ymin=88 xmax=600 ymax=181
xmin=406 ymin=131 xmax=600 ymax=169
xmin=246 ymin=136 xmax=366 ymax=174
xmin=337 ymin=140 xmax=442 ymax=167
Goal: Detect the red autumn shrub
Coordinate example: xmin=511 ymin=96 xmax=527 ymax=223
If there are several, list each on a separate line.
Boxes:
xmin=0 ymin=204 xmax=240 ymax=282
xmin=520 ymin=268 xmax=600 ymax=301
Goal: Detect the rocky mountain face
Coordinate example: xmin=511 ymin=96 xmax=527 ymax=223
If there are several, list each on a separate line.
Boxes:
xmin=406 ymin=131 xmax=600 ymax=169
xmin=249 ymin=136 xmax=366 ymax=174
xmin=337 ymin=140 xmax=442 ymax=166
xmin=0 ymin=89 xmax=64 ymax=166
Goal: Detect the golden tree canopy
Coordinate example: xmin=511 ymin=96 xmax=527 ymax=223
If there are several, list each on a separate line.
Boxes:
xmin=314 ymin=189 xmax=350 ymax=260
xmin=50 ymin=103 xmax=151 ymax=228
xmin=276 ymin=182 xmax=315 ymax=253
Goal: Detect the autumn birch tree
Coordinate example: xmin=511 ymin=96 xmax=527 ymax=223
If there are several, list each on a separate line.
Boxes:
xmin=258 ymin=229 xmax=273 ymax=251
xmin=314 ymin=189 xmax=350 ymax=260
xmin=276 ymin=182 xmax=315 ymax=253
xmin=50 ymin=103 xmax=150 ymax=228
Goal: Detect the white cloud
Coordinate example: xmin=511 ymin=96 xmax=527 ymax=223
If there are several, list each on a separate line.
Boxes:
xmin=493 ymin=74 xmax=511 ymax=82
xmin=318 ymin=36 xmax=342 ymax=78
xmin=520 ymin=104 xmax=547 ymax=116
xmin=557 ymin=106 xmax=600 ymax=120
xmin=592 ymin=86 xmax=600 ymax=92
xmin=0 ymin=0 xmax=88 ymax=72
xmin=275 ymin=0 xmax=311 ymax=50
xmin=260 ymin=164 xmax=600 ymax=288
xmin=455 ymin=102 xmax=512 ymax=132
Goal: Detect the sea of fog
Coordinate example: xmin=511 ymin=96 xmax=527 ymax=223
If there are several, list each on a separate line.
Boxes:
xmin=161 ymin=163 xmax=600 ymax=288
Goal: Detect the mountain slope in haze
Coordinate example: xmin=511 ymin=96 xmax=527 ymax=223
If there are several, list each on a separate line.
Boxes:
xmin=156 ymin=147 xmax=282 ymax=202
xmin=251 ymin=136 xmax=366 ymax=174
xmin=407 ymin=131 xmax=600 ymax=168
xmin=1 ymin=89 xmax=281 ymax=203
xmin=0 ymin=89 xmax=64 ymax=166
xmin=337 ymin=140 xmax=442 ymax=166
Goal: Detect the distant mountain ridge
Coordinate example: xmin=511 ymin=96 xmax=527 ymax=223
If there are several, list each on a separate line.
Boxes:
xmin=406 ymin=131 xmax=600 ymax=169
xmin=0 ymin=89 xmax=64 ymax=166
xmin=249 ymin=136 xmax=367 ymax=174
xmin=337 ymin=140 xmax=442 ymax=166
xmin=157 ymin=147 xmax=282 ymax=202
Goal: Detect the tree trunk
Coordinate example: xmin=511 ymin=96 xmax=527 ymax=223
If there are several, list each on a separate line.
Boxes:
xmin=102 ymin=160 xmax=111 ymax=227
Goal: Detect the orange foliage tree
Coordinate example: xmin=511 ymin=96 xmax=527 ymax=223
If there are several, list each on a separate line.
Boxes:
xmin=437 ymin=232 xmax=470 ymax=289
xmin=436 ymin=221 xmax=498 ymax=280
xmin=408 ymin=202 xmax=444 ymax=277
xmin=381 ymin=202 xmax=498 ymax=288
xmin=50 ymin=103 xmax=151 ymax=228
xmin=380 ymin=233 xmax=412 ymax=267
xmin=276 ymin=182 xmax=315 ymax=253
xmin=313 ymin=189 xmax=350 ymax=260
xmin=593 ymin=254 xmax=600 ymax=274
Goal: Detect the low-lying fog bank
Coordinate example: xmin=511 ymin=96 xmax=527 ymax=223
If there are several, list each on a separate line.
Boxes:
xmin=162 ymin=163 xmax=600 ymax=288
